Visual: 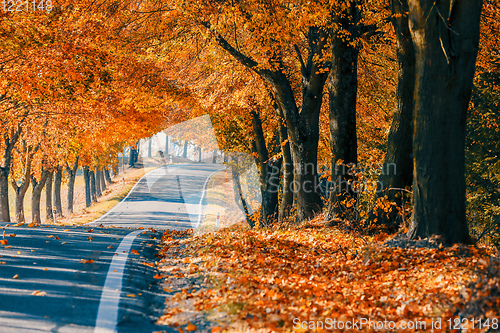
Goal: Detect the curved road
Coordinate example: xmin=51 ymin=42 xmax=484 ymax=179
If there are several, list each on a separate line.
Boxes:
xmin=0 ymin=163 xmax=223 ymax=333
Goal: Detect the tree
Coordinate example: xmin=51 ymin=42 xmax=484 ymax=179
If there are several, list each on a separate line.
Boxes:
xmin=325 ymin=1 xmax=361 ymax=221
xmin=407 ymin=0 xmax=483 ymax=244
xmin=369 ymin=0 xmax=415 ymax=232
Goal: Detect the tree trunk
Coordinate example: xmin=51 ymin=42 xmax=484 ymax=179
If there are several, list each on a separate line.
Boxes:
xmin=278 ymin=109 xmax=294 ymax=222
xmin=231 ymin=164 xmax=253 ymax=228
xmin=95 ymin=169 xmax=102 ymax=197
xmin=104 ymin=167 xmax=112 ymax=184
xmin=45 ymin=171 xmax=54 ymax=222
xmin=100 ymin=168 xmax=106 ymax=192
xmin=0 ymin=167 xmax=10 ymax=223
xmin=325 ymin=3 xmax=360 ymax=222
xmin=407 ymin=0 xmax=482 ymax=244
xmin=83 ymin=165 xmax=91 ymax=208
xmin=0 ymin=115 xmax=27 ymax=222
xmin=129 ymin=147 xmax=136 ymax=167
xmin=135 ymin=141 xmax=140 ymax=163
xmin=210 ymin=25 xmax=328 ymax=223
xmin=148 ymin=139 xmax=152 ymax=158
xmin=11 ymin=162 xmax=31 ymax=223
xmin=251 ymin=110 xmax=282 ymax=225
xmin=31 ymin=169 xmax=50 ymax=224
xmin=53 ymin=166 xmax=63 ymax=217
xmin=66 ymin=158 xmax=79 ymax=213
xmin=183 ymin=140 xmax=188 ymax=158
xmin=369 ymin=0 xmax=415 ymax=232
xmin=165 ymin=136 xmax=169 ymax=156
xmin=90 ymin=170 xmax=97 ymax=202
xmin=0 ymin=133 xmax=20 ymax=222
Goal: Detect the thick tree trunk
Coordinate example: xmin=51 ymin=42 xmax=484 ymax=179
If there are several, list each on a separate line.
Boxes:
xmin=66 ymin=158 xmax=79 ymax=213
xmin=0 ymin=136 xmax=19 ymax=222
xmin=210 ymin=25 xmax=328 ymax=223
xmin=370 ymin=0 xmax=415 ymax=232
xmin=31 ymin=169 xmax=50 ymax=224
xmin=251 ymin=110 xmax=282 ymax=225
xmin=45 ymin=171 xmax=54 ymax=222
xmin=100 ymin=168 xmax=106 ymax=192
xmin=407 ymin=0 xmax=482 ymax=244
xmin=53 ymin=166 xmax=63 ymax=217
xmin=95 ymin=169 xmax=102 ymax=197
xmin=11 ymin=163 xmax=31 ymax=223
xmin=0 ymin=115 xmax=27 ymax=222
xmin=0 ymin=168 xmax=10 ymax=223
xmin=83 ymin=166 xmax=91 ymax=208
xmin=104 ymin=168 xmax=112 ymax=184
xmin=325 ymin=30 xmax=359 ymax=222
xmin=90 ymin=170 xmax=97 ymax=202
xmin=129 ymin=147 xmax=136 ymax=167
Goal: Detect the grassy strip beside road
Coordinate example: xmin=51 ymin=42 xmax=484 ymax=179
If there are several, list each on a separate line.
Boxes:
xmin=156 ymin=219 xmax=500 ymax=332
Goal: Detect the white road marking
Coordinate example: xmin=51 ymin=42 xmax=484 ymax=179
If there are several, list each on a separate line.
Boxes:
xmin=196 ymin=168 xmax=225 ymax=228
xmin=88 ymin=165 xmax=185 ymax=225
xmin=92 ymin=164 xmax=223 ymax=333
xmin=94 ymin=230 xmax=142 ymax=333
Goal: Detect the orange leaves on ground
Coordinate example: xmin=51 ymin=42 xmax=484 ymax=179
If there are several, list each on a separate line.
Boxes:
xmin=158 ymin=222 xmax=500 ymax=332
xmin=142 ymin=262 xmax=155 ymax=267
xmin=0 ymin=240 xmax=8 ymax=245
xmin=80 ymin=259 xmax=94 ymax=264
xmin=131 ymin=249 xmax=140 ymax=255
xmin=185 ymin=322 xmax=197 ymax=331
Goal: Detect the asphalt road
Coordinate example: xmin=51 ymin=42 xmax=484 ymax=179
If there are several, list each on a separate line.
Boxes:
xmin=0 ymin=163 xmax=224 ymax=333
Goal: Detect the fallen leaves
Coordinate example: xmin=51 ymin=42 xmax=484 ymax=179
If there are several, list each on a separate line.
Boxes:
xmin=131 ymin=249 xmax=140 ymax=255
xmin=155 ymin=221 xmax=500 ymax=332
xmin=0 ymin=240 xmax=8 ymax=245
xmin=186 ymin=322 xmax=197 ymax=331
xmin=12 ymin=274 xmax=19 ymax=279
xmin=32 ymin=290 xmax=47 ymax=296
xmin=80 ymin=259 xmax=94 ymax=264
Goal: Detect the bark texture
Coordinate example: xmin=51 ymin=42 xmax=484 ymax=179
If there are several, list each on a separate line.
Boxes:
xmin=31 ymin=169 xmax=50 ymax=224
xmin=325 ymin=9 xmax=360 ymax=221
xmin=45 ymin=171 xmax=54 ymax=222
xmin=251 ymin=109 xmax=281 ymax=225
xmin=370 ymin=0 xmax=415 ymax=231
xmin=66 ymin=158 xmax=79 ymax=213
xmin=53 ymin=166 xmax=63 ymax=217
xmin=407 ymin=0 xmax=482 ymax=244
xmin=83 ymin=166 xmax=91 ymax=208
xmin=209 ymin=24 xmax=328 ymax=222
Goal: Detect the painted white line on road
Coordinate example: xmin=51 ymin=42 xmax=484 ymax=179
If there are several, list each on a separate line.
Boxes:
xmin=88 ymin=164 xmax=186 ymax=225
xmin=94 ymin=229 xmax=143 ymax=333
xmin=196 ymin=167 xmax=225 ymax=228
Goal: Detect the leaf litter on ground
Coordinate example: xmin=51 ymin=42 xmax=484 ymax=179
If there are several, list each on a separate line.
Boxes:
xmin=155 ymin=218 xmax=500 ymax=332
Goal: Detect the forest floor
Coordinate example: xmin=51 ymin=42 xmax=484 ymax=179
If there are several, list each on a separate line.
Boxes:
xmin=154 ymin=219 xmax=500 ymax=333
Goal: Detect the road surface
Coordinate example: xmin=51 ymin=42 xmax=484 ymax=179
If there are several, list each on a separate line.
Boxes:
xmin=0 ymin=163 xmax=223 ymax=333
